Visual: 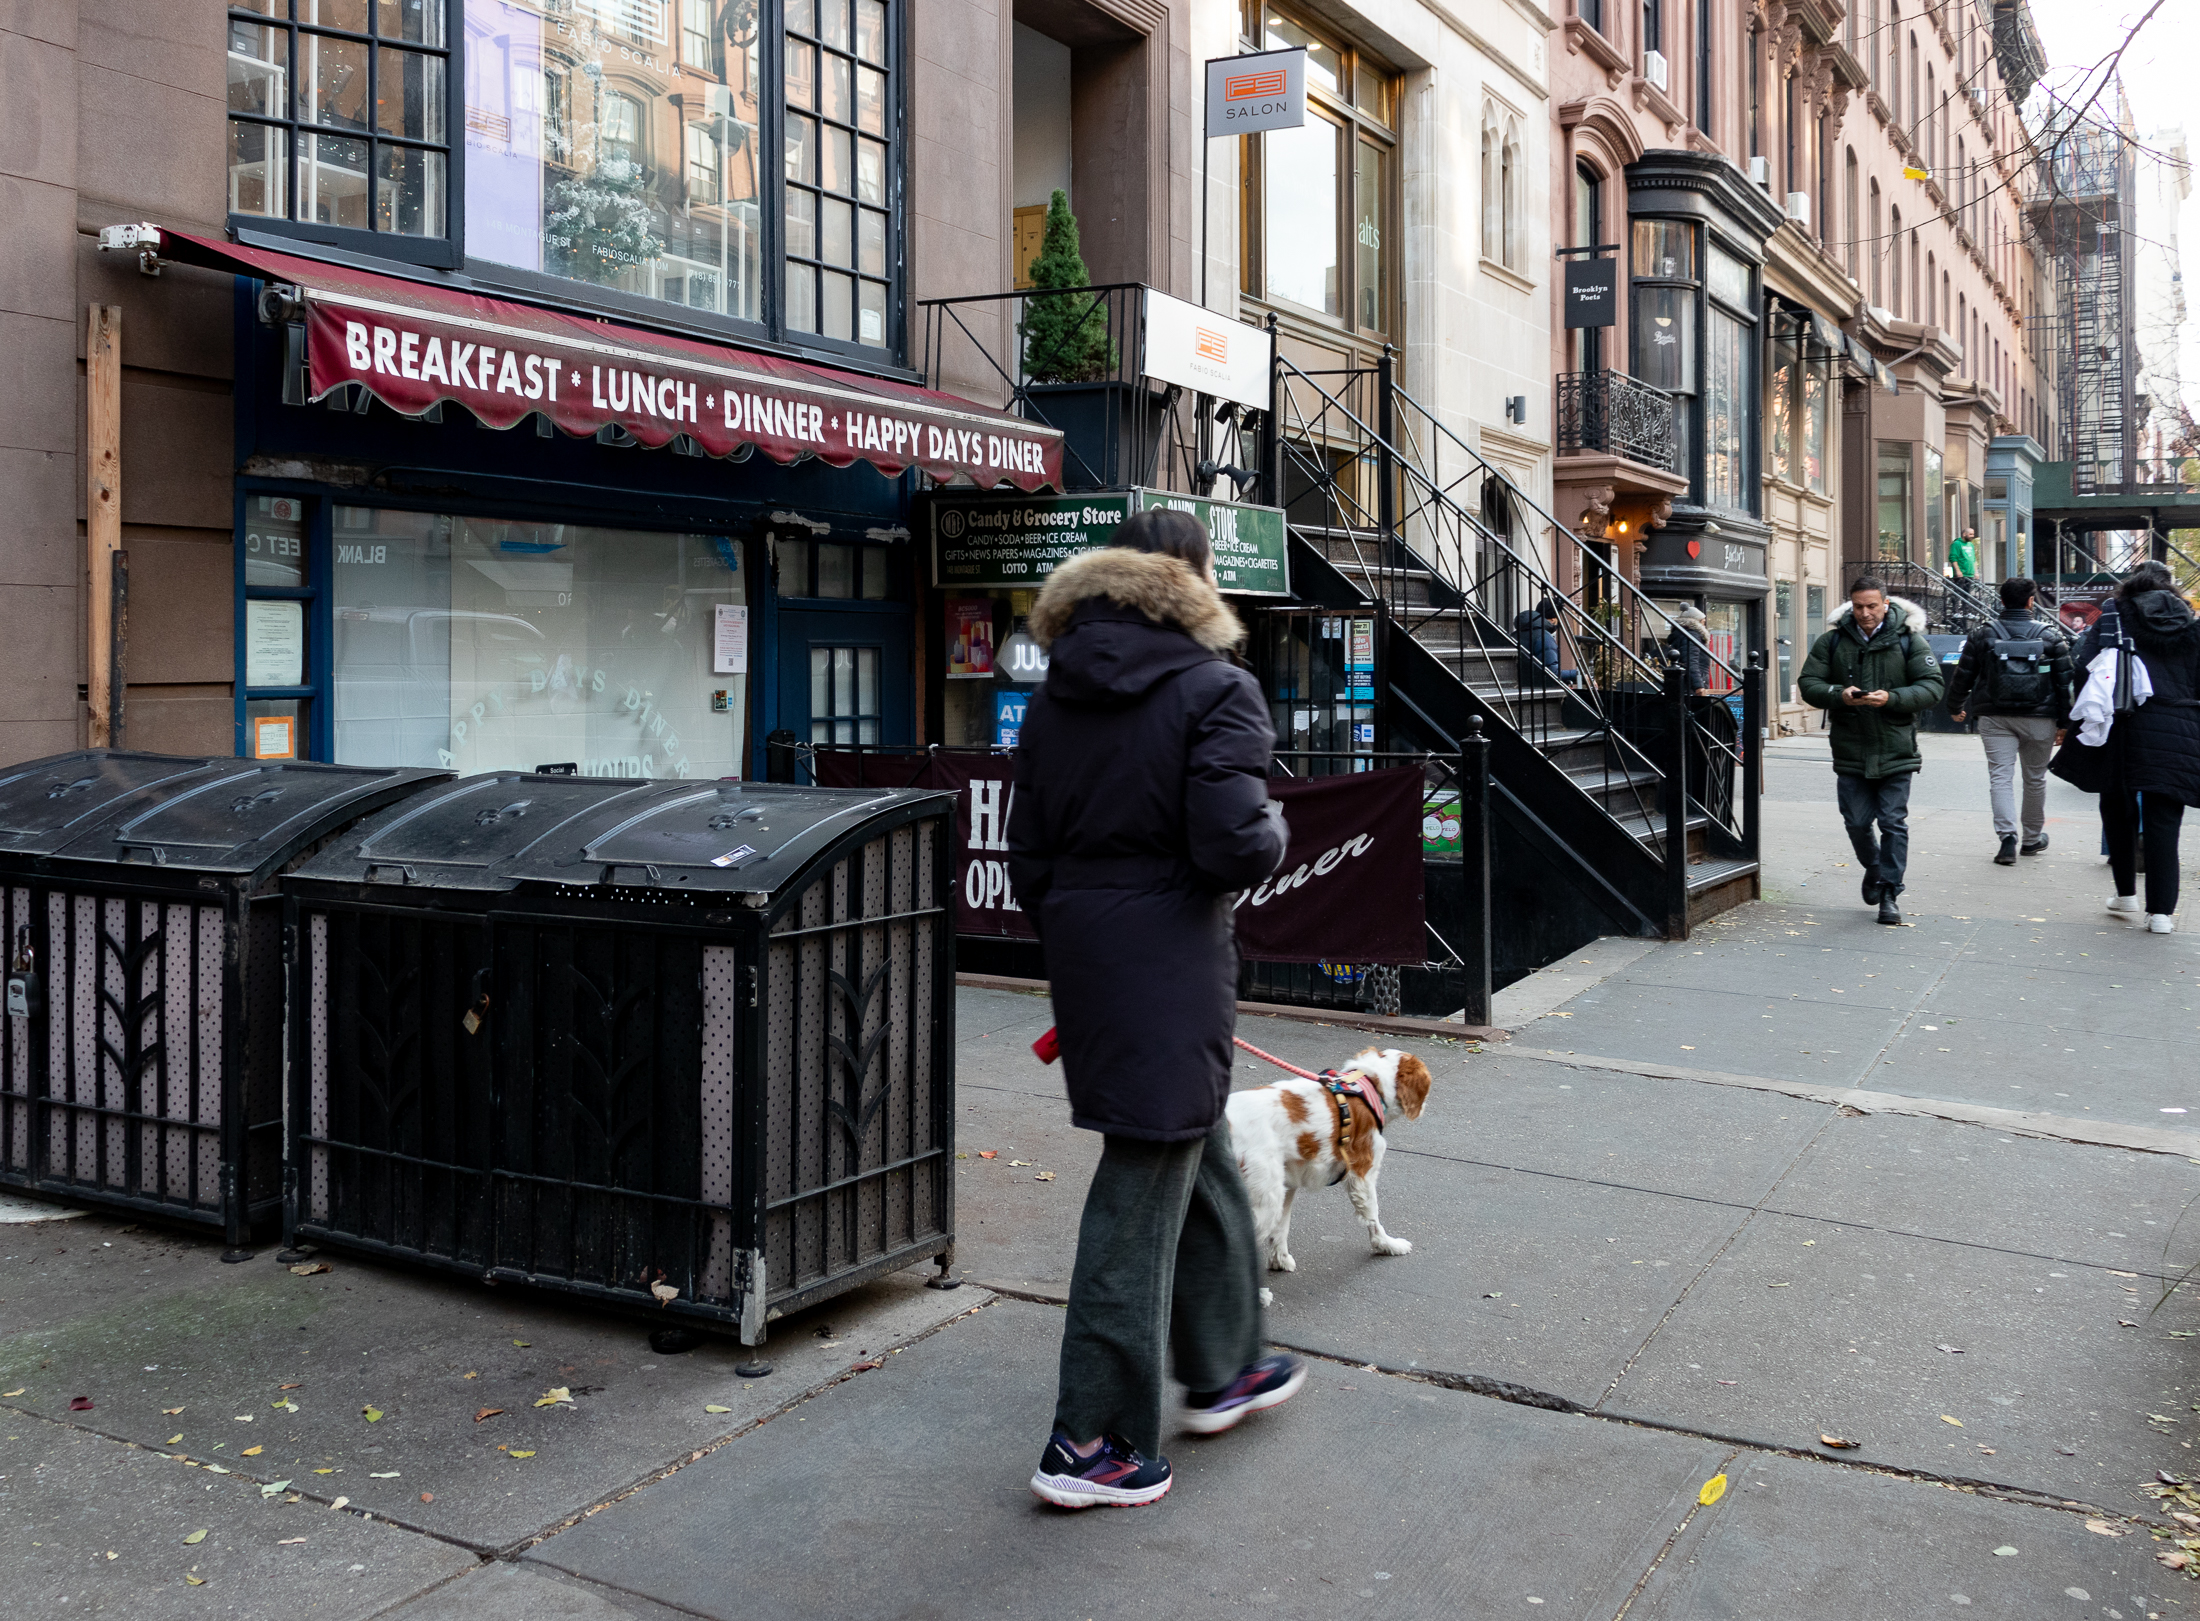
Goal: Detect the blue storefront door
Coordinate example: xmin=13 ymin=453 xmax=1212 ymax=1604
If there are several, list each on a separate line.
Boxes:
xmin=773 ymin=604 xmax=913 ymax=768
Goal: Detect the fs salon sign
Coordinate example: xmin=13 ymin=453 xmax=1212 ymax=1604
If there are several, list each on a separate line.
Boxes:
xmin=307 ymin=298 xmax=1062 ymax=490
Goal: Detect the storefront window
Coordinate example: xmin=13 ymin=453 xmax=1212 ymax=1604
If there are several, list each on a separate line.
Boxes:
xmin=328 ymin=507 xmax=748 ymax=778
xmin=1924 ymin=446 xmax=1944 ymax=574
xmin=1703 ymin=600 xmax=1743 ymax=697
xmin=941 ymin=590 xmax=1042 ymax=749
xmin=1767 ymin=334 xmax=1795 ymax=485
xmin=1265 ymin=112 xmax=1342 ymax=316
xmin=1765 ymin=315 xmax=1830 ymax=496
xmin=1703 ymin=310 xmax=1748 ymax=510
xmin=1800 ymin=363 xmax=1826 ymax=494
xmin=1775 ymin=579 xmax=1795 ymax=703
xmin=1876 ymin=443 xmax=1912 ymax=563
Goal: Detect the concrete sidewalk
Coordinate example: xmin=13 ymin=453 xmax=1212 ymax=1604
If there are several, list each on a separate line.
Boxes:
xmin=4 ymin=731 xmax=2198 ymax=1619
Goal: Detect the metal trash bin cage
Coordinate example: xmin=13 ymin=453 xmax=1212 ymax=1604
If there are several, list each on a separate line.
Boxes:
xmin=0 ymin=751 xmax=444 ymax=1253
xmin=282 ymin=773 xmax=958 ymax=1345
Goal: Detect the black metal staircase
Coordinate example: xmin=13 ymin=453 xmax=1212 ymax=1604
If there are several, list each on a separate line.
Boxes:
xmin=1257 ymin=347 xmax=1764 ymax=969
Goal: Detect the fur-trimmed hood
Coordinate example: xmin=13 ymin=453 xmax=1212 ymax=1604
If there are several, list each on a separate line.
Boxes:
xmin=1829 ymin=593 xmax=1929 ymax=637
xmin=1030 ymin=547 xmax=1244 ymax=652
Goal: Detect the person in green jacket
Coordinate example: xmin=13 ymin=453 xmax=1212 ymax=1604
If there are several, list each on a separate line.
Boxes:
xmin=1797 ymin=575 xmax=1947 ymax=925
xmin=1948 ymin=529 xmax=1980 ymax=580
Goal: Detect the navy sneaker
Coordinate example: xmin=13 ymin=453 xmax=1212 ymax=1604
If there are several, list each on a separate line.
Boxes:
xmin=1029 ymin=1432 xmax=1173 ymax=1509
xmin=1181 ymin=1353 xmax=1308 ymax=1435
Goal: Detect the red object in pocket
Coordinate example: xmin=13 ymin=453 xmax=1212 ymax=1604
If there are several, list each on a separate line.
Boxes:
xmin=1032 ymin=1026 xmax=1060 ymax=1065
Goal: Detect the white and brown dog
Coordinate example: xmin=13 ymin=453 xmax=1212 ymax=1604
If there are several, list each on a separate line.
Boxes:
xmin=1225 ymin=1048 xmax=1431 ymax=1300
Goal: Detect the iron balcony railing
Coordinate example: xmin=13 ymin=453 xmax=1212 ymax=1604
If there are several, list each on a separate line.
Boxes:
xmin=1555 ymin=368 xmax=1678 ymax=471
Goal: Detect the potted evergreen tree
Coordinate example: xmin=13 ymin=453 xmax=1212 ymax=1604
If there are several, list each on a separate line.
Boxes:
xmin=1017 ymin=190 xmax=1162 ymax=489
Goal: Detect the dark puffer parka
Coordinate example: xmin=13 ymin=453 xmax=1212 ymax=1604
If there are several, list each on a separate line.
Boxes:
xmin=2057 ymin=590 xmax=2200 ymax=805
xmin=1006 ymin=548 xmax=1288 ymax=1141
xmin=1796 ymin=595 xmax=1945 ymax=779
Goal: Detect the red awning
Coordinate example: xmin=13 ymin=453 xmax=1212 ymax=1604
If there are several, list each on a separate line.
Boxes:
xmin=146 ymin=227 xmax=1063 ymax=493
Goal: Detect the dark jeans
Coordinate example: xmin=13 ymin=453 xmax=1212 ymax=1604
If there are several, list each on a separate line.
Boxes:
xmin=1054 ymin=1120 xmax=1264 ymax=1458
xmin=2103 ymin=789 xmax=2185 ymax=915
xmin=1837 ymin=772 xmax=1914 ymax=895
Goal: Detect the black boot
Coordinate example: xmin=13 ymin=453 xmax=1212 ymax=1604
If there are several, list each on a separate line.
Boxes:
xmin=1877 ymin=892 xmax=1904 ymax=925
xmin=2021 ymin=833 xmax=2050 ymax=856
xmin=1861 ymin=870 xmax=1884 ymax=906
xmin=1995 ymin=835 xmax=2017 ymax=865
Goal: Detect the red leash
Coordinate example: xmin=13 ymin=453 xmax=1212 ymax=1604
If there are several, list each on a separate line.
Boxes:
xmin=1229 ymin=1036 xmax=1324 ymax=1081
xmin=1033 ymin=1024 xmax=1323 ymax=1082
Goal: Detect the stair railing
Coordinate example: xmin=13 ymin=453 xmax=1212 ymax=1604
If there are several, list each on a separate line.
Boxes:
xmin=1265 ymin=352 xmax=1757 ymax=884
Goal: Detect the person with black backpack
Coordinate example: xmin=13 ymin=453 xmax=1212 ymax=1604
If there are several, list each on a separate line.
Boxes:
xmin=1945 ymin=577 xmax=2075 ymax=865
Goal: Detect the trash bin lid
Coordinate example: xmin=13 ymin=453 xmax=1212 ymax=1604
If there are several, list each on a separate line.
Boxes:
xmin=293 ymin=774 xmax=952 ymax=894
xmin=0 ymin=751 xmax=445 ymax=876
xmin=0 ymin=751 xmax=224 ymax=855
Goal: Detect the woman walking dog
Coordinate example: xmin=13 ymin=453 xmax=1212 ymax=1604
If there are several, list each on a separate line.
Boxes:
xmin=1007 ymin=507 xmax=1304 ymax=1509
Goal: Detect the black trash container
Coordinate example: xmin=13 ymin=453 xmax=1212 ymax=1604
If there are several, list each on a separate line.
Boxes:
xmin=282 ymin=774 xmax=957 ymax=1345
xmin=0 ymin=751 xmax=443 ymax=1253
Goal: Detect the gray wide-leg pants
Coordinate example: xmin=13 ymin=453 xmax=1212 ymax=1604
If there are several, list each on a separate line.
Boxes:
xmin=1052 ymin=1120 xmax=1265 ymax=1458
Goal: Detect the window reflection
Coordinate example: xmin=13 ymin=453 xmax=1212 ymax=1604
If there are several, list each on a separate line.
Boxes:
xmin=463 ymin=0 xmax=765 ymax=323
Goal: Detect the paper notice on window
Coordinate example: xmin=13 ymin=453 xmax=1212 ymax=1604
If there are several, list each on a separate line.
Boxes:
xmin=245 ymin=599 xmax=305 ymax=689
xmin=713 ymin=604 xmax=749 ymax=675
xmin=252 ymin=717 xmax=295 ymax=760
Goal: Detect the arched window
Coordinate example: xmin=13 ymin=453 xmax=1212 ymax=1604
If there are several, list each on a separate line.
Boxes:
xmin=1481 ymin=106 xmax=1500 ymax=263
xmin=1574 ymin=160 xmax=1605 ymax=369
xmin=1940 ymin=269 xmax=1950 ymax=335
xmin=1844 ymin=147 xmax=1860 ymax=276
xmin=1956 ymin=135 xmax=1966 ymax=231
xmin=1907 ymin=35 xmax=1919 ymax=138
xmin=1925 ymin=250 xmax=1935 ymax=326
xmin=1865 ymin=179 xmax=1883 ymax=303
xmin=1956 ymin=293 xmax=1966 ymax=370
xmin=1924 ymin=65 xmax=1935 ymax=173
xmin=1889 ymin=203 xmax=1902 ymax=313
xmin=1501 ymin=117 xmax=1521 ymax=269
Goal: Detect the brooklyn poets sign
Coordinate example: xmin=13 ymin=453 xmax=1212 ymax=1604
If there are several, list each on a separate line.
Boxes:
xmin=810 ymin=751 xmax=1423 ymax=962
xmin=311 ymin=299 xmax=1062 ymax=488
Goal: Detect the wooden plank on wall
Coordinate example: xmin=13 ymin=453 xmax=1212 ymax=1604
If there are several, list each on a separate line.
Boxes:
xmin=86 ymin=303 xmax=122 ymax=749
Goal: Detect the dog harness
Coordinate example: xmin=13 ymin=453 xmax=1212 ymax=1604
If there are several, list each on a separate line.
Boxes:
xmin=1318 ymin=1069 xmax=1387 ymax=1184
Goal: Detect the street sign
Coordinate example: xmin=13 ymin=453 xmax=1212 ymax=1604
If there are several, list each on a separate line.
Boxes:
xmin=1204 ymin=48 xmax=1306 ymax=139
xmin=1564 ymin=257 xmax=1619 ymax=329
xmin=929 ymin=487 xmax=1290 ymax=597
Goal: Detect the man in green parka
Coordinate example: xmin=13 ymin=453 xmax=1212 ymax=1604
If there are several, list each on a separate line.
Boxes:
xmin=1797 ymin=575 xmax=1946 ymax=925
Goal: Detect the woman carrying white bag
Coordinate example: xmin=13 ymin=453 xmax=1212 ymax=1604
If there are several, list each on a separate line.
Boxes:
xmin=2051 ymin=560 xmax=2200 ymax=933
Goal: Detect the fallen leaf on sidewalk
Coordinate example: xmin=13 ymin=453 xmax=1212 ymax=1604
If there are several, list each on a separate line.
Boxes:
xmin=167 ymin=1434 xmax=182 ymax=1445
xmin=361 ymin=1406 xmax=383 ymax=1422
xmin=288 ymin=1262 xmax=330 ymax=1277
xmin=182 ymin=1530 xmax=208 ymax=1545
xmin=278 ymin=1384 xmax=302 ymax=1391
xmin=2121 ymin=1320 xmax=2141 ymax=1327
xmin=162 ymin=1406 xmax=183 ymax=1415
xmin=1976 ymin=1446 xmax=1997 ymax=1455
xmin=273 ymin=1399 xmax=298 ymax=1413
xmin=508 ymin=1451 xmax=535 ymax=1459
xmin=1008 ymin=1159 xmax=1033 ymax=1166
xmin=474 ymin=1408 xmax=504 ymax=1423
xmin=2108 ymin=1270 xmax=2139 ymax=1279
xmin=534 ymin=1387 xmax=573 ymax=1408
xmin=1035 ymin=1171 xmax=1056 ymax=1181
xmin=1993 ymin=1546 xmax=2019 ymax=1557
xmin=1767 ymin=1282 xmax=1791 ymax=1288
xmin=260 ymin=1481 xmax=291 ymax=1498
xmin=204 ymin=1465 xmax=229 ymax=1474
xmin=184 ymin=1575 xmax=206 ymax=1586
xmin=512 ymin=1340 xmax=530 ymax=1348
xmin=330 ymin=1497 xmax=348 ymax=1510
xmin=2087 ymin=1520 xmax=2131 ymax=1536
xmin=977 ymin=1151 xmax=997 ymax=1159
xmin=278 ymin=1537 xmax=306 ymax=1546
xmin=1 ymin=1389 xmax=23 ymax=1398
xmin=369 ymin=1471 xmax=399 ymax=1478
xmin=2160 ymin=1551 xmax=2190 ymax=1570
xmin=1935 ymin=1344 xmax=1965 ymax=1354
xmin=68 ymin=1396 xmax=94 ymax=1411
xmin=849 ymin=1360 xmax=884 ymax=1373
xmin=1940 ymin=1415 xmax=1964 ymax=1426
xmin=242 ymin=1446 xmax=263 ymax=1457
xmin=705 ymin=1403 xmax=732 ymax=1413
xmin=1697 ymin=1474 xmax=1728 ymax=1505
xmin=314 ymin=1468 xmax=334 ymax=1474
xmin=1819 ymin=1434 xmax=1858 ymax=1449
xmin=419 ymin=1493 xmax=433 ymax=1503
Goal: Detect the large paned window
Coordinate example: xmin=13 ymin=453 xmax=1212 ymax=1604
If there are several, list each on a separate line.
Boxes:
xmin=226 ymin=0 xmax=453 ymax=254
xmin=328 ymin=508 xmax=748 ymax=777
xmin=1631 ymin=220 xmax=1696 ymax=480
xmin=1766 ymin=312 xmax=1829 ymax=495
xmin=1238 ymin=3 xmax=1398 ymax=336
xmin=228 ymin=1 xmax=903 ymax=356
xmin=1876 ymin=443 xmax=1912 ymax=563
